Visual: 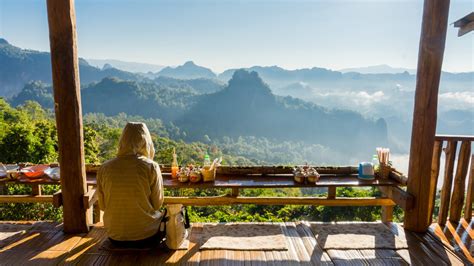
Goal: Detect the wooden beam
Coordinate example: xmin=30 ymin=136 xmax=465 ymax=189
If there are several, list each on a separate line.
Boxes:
xmin=53 ymin=190 xmax=63 ymax=208
xmin=380 ymin=186 xmax=414 ymax=211
xmin=458 ymin=21 xmax=474 ymax=37
xmin=404 ymin=0 xmax=450 ymax=232
xmin=464 ymin=155 xmax=474 ymax=221
xmin=83 ymin=188 xmax=98 ymax=210
xmin=0 ymin=195 xmax=53 ymax=203
xmin=47 ymin=0 xmax=89 ymax=233
xmin=163 ymin=196 xmax=395 ymax=206
xmin=438 ymin=141 xmax=458 ymax=225
xmin=435 ymin=135 xmax=474 ymax=142
xmin=449 ymin=141 xmax=471 ymax=223
xmin=389 ymin=170 xmax=408 ymax=186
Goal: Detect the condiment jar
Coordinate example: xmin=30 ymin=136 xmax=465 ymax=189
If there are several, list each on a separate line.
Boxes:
xmin=177 ymin=168 xmax=189 ymax=183
xmin=306 ymin=167 xmax=320 ymax=183
xmin=293 ymin=169 xmax=306 ymax=184
xmin=189 ymin=168 xmax=202 ymax=183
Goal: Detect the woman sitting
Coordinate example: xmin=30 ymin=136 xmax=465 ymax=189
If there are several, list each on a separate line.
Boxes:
xmin=97 ymin=122 xmax=164 ymax=247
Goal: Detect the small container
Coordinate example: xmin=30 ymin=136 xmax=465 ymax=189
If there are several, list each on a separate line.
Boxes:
xmin=44 ymin=167 xmax=60 ymax=180
xmin=201 ymin=166 xmax=216 ymax=182
xmin=177 ymin=168 xmax=189 ymax=183
xmin=189 ymin=168 xmax=202 ymax=183
xmin=293 ymin=168 xmax=306 ymax=183
xmin=171 ymin=148 xmax=179 ymax=179
xmin=358 ymin=162 xmax=375 ymax=180
xmin=377 ymin=163 xmax=391 ymax=179
xmin=306 ymin=168 xmax=320 ymax=183
xmin=20 ymin=165 xmax=49 ymax=179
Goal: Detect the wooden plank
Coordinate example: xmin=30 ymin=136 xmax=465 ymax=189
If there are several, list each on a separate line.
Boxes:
xmin=297 ymin=222 xmax=333 ymax=265
xmin=327 ymin=249 xmax=408 ymax=265
xmin=0 ymin=195 xmax=53 ymax=203
xmin=46 ymin=0 xmax=89 ymax=233
xmin=428 ymin=140 xmax=443 ymax=221
xmin=464 ymin=155 xmax=474 ymax=221
xmin=163 ymin=175 xmax=399 ymax=189
xmin=164 ymin=196 xmax=395 ymax=206
xmin=429 ymin=221 xmax=474 ymax=264
xmin=450 ymin=141 xmax=472 ymax=223
xmin=404 ymin=0 xmax=451 ymax=233
xmin=438 ymin=141 xmax=458 ymax=225
xmin=385 ymin=222 xmax=462 ymax=265
xmin=435 ymin=135 xmax=474 ymax=142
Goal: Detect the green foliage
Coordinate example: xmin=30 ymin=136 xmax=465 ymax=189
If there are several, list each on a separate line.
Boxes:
xmin=0 ymin=100 xmax=401 ymax=223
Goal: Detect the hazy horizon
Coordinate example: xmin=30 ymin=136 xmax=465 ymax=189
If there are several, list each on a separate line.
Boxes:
xmin=1 ymin=0 xmax=472 ymax=73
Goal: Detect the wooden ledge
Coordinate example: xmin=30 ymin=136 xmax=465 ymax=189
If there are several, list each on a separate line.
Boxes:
xmin=0 ymin=195 xmax=53 ymax=203
xmin=163 ymin=196 xmax=395 ymax=206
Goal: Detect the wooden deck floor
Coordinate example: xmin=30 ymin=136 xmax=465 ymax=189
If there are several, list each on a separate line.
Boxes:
xmin=0 ymin=221 xmax=470 ymax=265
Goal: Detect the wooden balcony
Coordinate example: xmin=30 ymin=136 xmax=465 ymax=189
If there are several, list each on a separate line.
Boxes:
xmin=0 ymin=220 xmax=470 ymax=265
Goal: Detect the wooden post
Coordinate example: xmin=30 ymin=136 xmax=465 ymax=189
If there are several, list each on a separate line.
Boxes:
xmin=404 ymin=0 xmax=450 ymax=232
xmin=47 ymin=0 xmax=89 ymax=233
xmin=327 ymin=187 xmax=336 ymax=199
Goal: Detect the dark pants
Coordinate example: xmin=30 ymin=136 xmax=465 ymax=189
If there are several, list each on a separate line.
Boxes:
xmin=109 ymin=230 xmax=162 ymax=249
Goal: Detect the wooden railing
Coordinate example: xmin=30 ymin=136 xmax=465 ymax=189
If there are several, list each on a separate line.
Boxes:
xmin=0 ymin=165 xmax=414 ymax=225
xmin=432 ymin=135 xmax=474 ymax=225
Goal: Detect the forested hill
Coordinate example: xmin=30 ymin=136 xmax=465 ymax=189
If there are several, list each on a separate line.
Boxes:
xmin=0 ymin=38 xmax=140 ymax=97
xmin=11 ymin=70 xmax=388 ymax=154
xmin=176 ymin=70 xmax=388 ymax=153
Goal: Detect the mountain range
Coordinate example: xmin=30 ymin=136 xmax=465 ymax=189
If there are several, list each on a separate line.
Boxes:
xmin=2 ymin=38 xmax=472 ymax=156
xmin=1 ymin=38 xmax=472 ymax=98
xmin=10 ymin=70 xmax=388 ymax=155
xmin=87 ymin=59 xmax=164 ymax=73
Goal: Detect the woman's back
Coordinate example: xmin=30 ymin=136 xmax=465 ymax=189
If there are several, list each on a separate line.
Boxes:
xmin=97 ymin=122 xmax=164 ymax=241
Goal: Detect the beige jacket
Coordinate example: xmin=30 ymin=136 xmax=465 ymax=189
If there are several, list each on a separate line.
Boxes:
xmin=97 ymin=122 xmax=164 ymax=241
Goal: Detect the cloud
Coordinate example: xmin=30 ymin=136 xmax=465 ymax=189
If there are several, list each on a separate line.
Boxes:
xmin=439 ymin=91 xmax=474 ymax=110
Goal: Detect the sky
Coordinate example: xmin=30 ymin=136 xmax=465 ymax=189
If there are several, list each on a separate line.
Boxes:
xmin=0 ymin=0 xmax=472 ymax=73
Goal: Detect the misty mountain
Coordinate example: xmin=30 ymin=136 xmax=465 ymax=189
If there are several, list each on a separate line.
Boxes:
xmin=177 ymin=70 xmax=388 ymax=154
xmin=339 ymin=64 xmax=416 ymax=74
xmin=218 ymin=65 xmax=473 ymax=94
xmin=0 ymin=38 xmax=141 ymax=97
xmin=154 ymin=76 xmax=225 ymax=94
xmin=156 ymin=61 xmax=216 ymax=79
xmin=87 ymin=59 xmax=164 ymax=73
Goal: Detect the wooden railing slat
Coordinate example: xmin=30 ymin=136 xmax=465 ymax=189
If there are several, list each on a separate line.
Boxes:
xmin=438 ymin=141 xmax=458 ymax=225
xmin=429 ymin=140 xmax=443 ymax=221
xmin=464 ymin=155 xmax=474 ymax=221
xmin=449 ymin=141 xmax=472 ymax=223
